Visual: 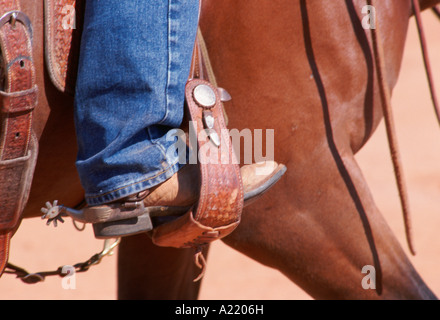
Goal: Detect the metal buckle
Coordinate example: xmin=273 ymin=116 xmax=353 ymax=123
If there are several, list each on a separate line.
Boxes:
xmin=0 ymin=11 xmax=33 ymax=42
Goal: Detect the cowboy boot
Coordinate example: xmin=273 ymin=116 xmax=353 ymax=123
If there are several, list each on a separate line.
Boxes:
xmin=45 ymin=160 xmax=286 ymax=238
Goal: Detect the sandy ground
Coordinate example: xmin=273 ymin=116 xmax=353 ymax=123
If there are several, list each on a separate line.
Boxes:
xmin=0 ymin=12 xmax=439 ymax=300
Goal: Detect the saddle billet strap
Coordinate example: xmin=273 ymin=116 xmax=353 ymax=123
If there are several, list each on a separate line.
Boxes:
xmin=0 ymin=0 xmax=38 ymax=275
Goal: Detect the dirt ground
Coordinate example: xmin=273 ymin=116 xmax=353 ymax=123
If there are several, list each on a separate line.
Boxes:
xmin=0 ymin=12 xmax=439 ymax=300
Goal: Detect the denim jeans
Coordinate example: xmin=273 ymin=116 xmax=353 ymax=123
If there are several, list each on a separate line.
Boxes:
xmin=74 ymin=0 xmax=200 ymax=205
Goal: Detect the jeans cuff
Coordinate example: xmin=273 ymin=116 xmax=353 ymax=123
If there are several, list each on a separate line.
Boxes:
xmin=84 ymin=161 xmax=184 ymax=206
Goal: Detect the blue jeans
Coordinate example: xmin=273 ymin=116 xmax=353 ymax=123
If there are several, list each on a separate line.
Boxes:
xmin=74 ymin=0 xmax=199 ymax=205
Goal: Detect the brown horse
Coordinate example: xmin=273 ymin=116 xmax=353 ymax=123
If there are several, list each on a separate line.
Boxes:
xmin=4 ymin=0 xmax=439 ymax=299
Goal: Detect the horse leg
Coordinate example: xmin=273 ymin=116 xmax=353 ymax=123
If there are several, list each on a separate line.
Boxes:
xmin=221 ymin=147 xmax=436 ymax=300
xmin=117 ymin=234 xmax=207 ymax=299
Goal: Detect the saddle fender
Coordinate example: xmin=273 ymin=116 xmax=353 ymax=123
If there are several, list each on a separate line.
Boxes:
xmin=0 ymin=1 xmax=39 ymax=276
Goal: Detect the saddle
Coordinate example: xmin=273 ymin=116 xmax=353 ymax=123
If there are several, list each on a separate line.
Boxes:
xmin=0 ymin=0 xmax=285 ymax=279
xmin=0 ymin=0 xmax=40 ymax=276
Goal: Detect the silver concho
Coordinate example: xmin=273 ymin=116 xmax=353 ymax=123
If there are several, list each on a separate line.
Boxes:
xmin=207 ymin=129 xmax=221 ymax=147
xmin=203 ymin=112 xmax=215 ymax=129
xmin=193 ymin=84 xmax=216 ymax=108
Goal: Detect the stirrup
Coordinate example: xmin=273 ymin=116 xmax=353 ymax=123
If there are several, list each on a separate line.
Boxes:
xmin=42 ymin=161 xmax=286 ymax=239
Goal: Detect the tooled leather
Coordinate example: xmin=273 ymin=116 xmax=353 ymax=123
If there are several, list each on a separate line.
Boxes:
xmin=152 ymin=32 xmax=244 ymax=248
xmin=185 ymin=79 xmax=244 ymax=228
xmin=44 ymin=0 xmax=84 ymax=93
xmin=152 ymin=205 xmax=240 ymax=248
xmin=0 ymin=141 xmax=34 ymax=231
xmin=152 ymin=79 xmax=243 ymax=248
xmin=0 ymin=3 xmax=36 ymax=161
xmin=0 ymin=0 xmax=37 ymax=275
xmin=0 ymin=234 xmax=10 ymax=276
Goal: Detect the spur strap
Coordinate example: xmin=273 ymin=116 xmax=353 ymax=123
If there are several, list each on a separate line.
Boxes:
xmin=0 ymin=0 xmax=38 ymax=275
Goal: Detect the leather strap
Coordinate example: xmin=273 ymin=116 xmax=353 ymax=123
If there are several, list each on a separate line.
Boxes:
xmin=152 ymin=81 xmax=244 ymax=248
xmin=185 ymin=79 xmax=243 ymax=231
xmin=152 ymin=33 xmax=244 ymax=250
xmin=412 ymin=0 xmax=440 ymax=127
xmin=369 ymin=0 xmax=416 ymax=254
xmin=0 ymin=0 xmax=38 ymax=275
xmin=191 ymin=28 xmax=229 ymax=124
xmin=44 ymin=0 xmax=84 ymax=93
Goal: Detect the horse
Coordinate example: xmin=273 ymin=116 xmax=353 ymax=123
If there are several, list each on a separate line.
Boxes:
xmin=1 ymin=0 xmax=439 ymax=299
